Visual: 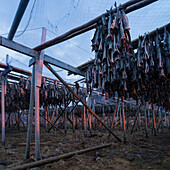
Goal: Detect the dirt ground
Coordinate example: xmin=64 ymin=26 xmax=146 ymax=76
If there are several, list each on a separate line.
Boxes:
xmin=0 ymin=126 xmax=170 ymax=170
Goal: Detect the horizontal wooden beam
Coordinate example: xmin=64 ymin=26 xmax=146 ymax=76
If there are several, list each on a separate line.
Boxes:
xmin=29 ymin=55 xmax=85 ymax=76
xmin=33 ymin=0 xmax=158 ymax=51
xmin=0 ymin=62 xmax=31 ymax=76
xmin=76 ymin=22 xmax=169 ymax=72
xmin=44 ymin=55 xmax=85 ymax=76
xmin=0 ymin=36 xmax=84 ymax=76
xmin=0 ymin=0 xmax=158 ymax=77
xmin=0 ymin=70 xmax=20 ymax=81
xmin=0 ymin=36 xmax=39 ymax=58
xmin=132 ymin=22 xmax=170 ymax=49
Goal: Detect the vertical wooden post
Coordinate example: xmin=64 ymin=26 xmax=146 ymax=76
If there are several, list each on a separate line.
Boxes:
xmin=152 ymin=104 xmax=157 ymax=136
xmin=76 ymin=114 xmax=78 ymax=129
xmin=45 ymin=107 xmax=47 ymax=130
xmin=17 ymin=111 xmax=20 ymax=130
xmin=164 ymin=112 xmax=166 ymax=127
xmin=26 ymin=111 xmax=28 ymax=126
xmin=52 ymin=106 xmax=55 ymax=124
xmin=1 ymin=77 xmax=6 ymax=146
xmin=64 ymin=107 xmax=67 ymax=134
xmin=23 ymin=112 xmax=25 ymax=127
xmin=122 ymin=97 xmax=126 ymax=143
xmin=7 ymin=113 xmax=10 ymax=128
xmin=157 ymin=107 xmax=160 ymax=125
xmin=56 ymin=105 xmax=58 ymax=127
xmin=84 ymin=106 xmax=87 ymax=136
xmin=72 ymin=99 xmax=75 ymax=133
xmin=138 ymin=112 xmax=141 ymax=126
xmin=94 ymin=107 xmax=97 ymax=129
xmin=148 ymin=109 xmax=150 ymax=128
xmin=92 ymin=106 xmax=95 ymax=129
xmin=111 ymin=100 xmax=119 ymax=129
xmin=168 ymin=111 xmax=170 ymax=128
xmin=87 ymin=94 xmax=92 ymax=130
xmin=102 ymin=105 xmax=105 ymax=125
xmin=160 ymin=107 xmax=164 ymax=132
xmin=120 ymin=107 xmax=122 ymax=128
xmin=144 ymin=102 xmax=148 ymax=138
xmin=131 ymin=103 xmax=142 ymax=134
xmin=26 ymin=65 xmax=35 ymax=159
xmin=35 ymin=85 xmax=40 ymax=160
xmin=34 ymin=27 xmax=46 ymax=161
xmin=88 ymin=112 xmax=92 ymax=129
xmin=12 ymin=113 xmax=14 ymax=126
xmin=126 ymin=115 xmax=129 ymax=130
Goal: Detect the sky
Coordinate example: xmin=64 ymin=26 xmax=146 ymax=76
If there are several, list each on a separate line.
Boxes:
xmin=0 ymin=0 xmax=169 ymax=84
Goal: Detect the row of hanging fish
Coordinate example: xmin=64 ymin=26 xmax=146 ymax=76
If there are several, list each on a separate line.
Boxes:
xmin=85 ymin=5 xmax=170 ymax=110
xmin=3 ymin=77 xmax=87 ymax=113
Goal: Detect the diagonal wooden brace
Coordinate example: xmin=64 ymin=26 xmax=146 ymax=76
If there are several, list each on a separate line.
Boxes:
xmin=44 ymin=62 xmax=122 ymax=142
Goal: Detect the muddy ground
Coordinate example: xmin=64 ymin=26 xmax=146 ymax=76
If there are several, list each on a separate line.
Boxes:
xmin=0 ymin=126 xmax=170 ymax=170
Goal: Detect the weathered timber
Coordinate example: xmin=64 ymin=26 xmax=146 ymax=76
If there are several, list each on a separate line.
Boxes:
xmin=1 ymin=77 xmax=6 ymax=146
xmin=0 ymin=36 xmax=84 ymax=76
xmin=9 ymin=143 xmax=112 ymax=170
xmin=131 ymin=103 xmax=142 ymax=134
xmin=8 ymin=0 xmax=30 ymax=40
xmin=44 ymin=62 xmax=122 ymax=142
xmin=33 ymin=0 xmax=157 ymax=51
xmin=26 ymin=65 xmax=35 ymax=159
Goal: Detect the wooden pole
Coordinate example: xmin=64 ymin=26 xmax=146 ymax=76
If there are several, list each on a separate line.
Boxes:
xmin=160 ymin=107 xmax=164 ymax=132
xmin=72 ymin=99 xmax=75 ymax=133
xmin=148 ymin=108 xmax=150 ymax=128
xmin=87 ymin=94 xmax=92 ymax=130
xmin=7 ymin=0 xmax=30 ymax=40
xmin=14 ymin=104 xmax=35 ymax=123
xmin=35 ymin=84 xmax=40 ymax=160
xmin=87 ymin=111 xmax=92 ymax=130
xmin=10 ymin=143 xmax=112 ymax=170
xmin=44 ymin=62 xmax=122 ymax=142
xmin=76 ymin=114 xmax=78 ymax=129
xmin=11 ymin=114 xmax=14 ymax=126
xmin=25 ymin=64 xmax=35 ymax=159
xmin=45 ymin=107 xmax=47 ymax=130
xmin=1 ymin=77 xmax=6 ymax=146
xmin=122 ymin=97 xmax=126 ymax=143
xmin=39 ymin=112 xmax=65 ymax=135
xmin=157 ymin=107 xmax=163 ymax=132
xmin=138 ymin=112 xmax=141 ymax=126
xmin=33 ymin=0 xmax=157 ymax=51
xmin=144 ymin=102 xmax=148 ymax=138
xmin=95 ymin=107 xmax=97 ymax=129
xmin=152 ymin=104 xmax=157 ymax=136
xmin=23 ymin=111 xmax=25 ymax=127
xmin=120 ymin=107 xmax=122 ymax=128
xmin=111 ymin=100 xmax=119 ymax=129
xmin=48 ymin=101 xmax=71 ymax=132
xmin=131 ymin=103 xmax=142 ymax=134
xmin=34 ymin=27 xmax=47 ymax=160
xmin=64 ymin=103 xmax=67 ymax=134
xmin=84 ymin=106 xmax=87 ymax=136
xmin=8 ymin=113 xmax=11 ymax=128
xmin=17 ymin=111 xmax=20 ymax=130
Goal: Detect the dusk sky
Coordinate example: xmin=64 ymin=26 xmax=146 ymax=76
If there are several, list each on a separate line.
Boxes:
xmin=0 ymin=0 xmax=169 ymax=83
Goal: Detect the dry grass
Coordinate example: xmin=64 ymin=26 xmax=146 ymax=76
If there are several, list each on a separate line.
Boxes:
xmin=0 ymin=126 xmax=169 ymax=170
